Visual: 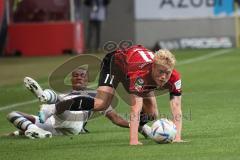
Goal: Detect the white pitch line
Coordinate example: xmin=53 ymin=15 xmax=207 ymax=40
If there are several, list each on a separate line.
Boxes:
xmin=0 ymin=49 xmax=233 ymax=112
xmin=177 ymin=49 xmax=232 ymax=66
xmin=0 ymin=99 xmax=38 ymax=111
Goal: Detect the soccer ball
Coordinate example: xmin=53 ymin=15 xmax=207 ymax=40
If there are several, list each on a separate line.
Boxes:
xmin=151 ymin=118 xmax=177 ymax=144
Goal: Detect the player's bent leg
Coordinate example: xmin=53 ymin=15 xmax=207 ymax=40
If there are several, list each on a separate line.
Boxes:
xmin=7 ymin=111 xmax=52 ymax=139
xmin=7 ymin=111 xmax=33 ymax=137
xmin=7 ymin=111 xmax=35 ymax=130
xmin=94 ymin=86 xmax=115 ymax=111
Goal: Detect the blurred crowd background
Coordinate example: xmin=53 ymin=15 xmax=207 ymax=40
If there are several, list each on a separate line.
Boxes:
xmin=0 ymin=0 xmax=240 ymax=56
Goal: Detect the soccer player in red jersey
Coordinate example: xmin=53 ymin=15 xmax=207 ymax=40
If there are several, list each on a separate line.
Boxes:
xmin=93 ymin=45 xmax=183 ymax=145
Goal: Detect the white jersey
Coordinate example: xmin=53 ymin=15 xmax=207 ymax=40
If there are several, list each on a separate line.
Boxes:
xmin=36 ymin=89 xmax=113 ymax=135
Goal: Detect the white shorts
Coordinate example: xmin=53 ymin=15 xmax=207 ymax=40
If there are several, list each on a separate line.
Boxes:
xmin=36 ymin=104 xmax=114 ymax=135
xmin=35 ymin=110 xmax=89 ymax=136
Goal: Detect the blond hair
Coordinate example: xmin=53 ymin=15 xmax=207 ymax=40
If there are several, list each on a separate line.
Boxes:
xmin=153 ymin=49 xmax=176 ymax=69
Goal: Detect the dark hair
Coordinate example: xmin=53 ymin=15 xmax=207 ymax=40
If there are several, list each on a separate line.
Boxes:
xmin=72 ymin=66 xmax=88 ymax=72
xmin=71 ymin=67 xmax=89 ymax=78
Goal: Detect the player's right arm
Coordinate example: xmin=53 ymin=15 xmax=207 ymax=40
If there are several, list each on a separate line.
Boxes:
xmin=129 ymin=94 xmax=143 ymax=145
xmin=105 ymin=110 xmax=129 ymax=128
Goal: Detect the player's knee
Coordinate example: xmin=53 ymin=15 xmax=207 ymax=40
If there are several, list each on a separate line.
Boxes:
xmin=94 ymin=88 xmax=114 ymax=111
xmin=94 ymin=99 xmax=108 ymax=111
xmin=7 ymin=111 xmax=21 ymax=121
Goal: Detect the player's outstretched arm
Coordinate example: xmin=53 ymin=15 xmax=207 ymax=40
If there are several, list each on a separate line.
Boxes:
xmin=106 ymin=110 xmax=129 ymax=128
xmin=170 ymin=95 xmax=183 ymax=142
xmin=129 ymin=94 xmax=143 ymax=145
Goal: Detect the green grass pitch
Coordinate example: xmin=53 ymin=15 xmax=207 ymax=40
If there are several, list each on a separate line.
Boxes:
xmin=0 ymin=49 xmax=240 ymax=160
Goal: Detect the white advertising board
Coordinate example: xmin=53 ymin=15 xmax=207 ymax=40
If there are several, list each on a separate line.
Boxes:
xmin=135 ymin=0 xmax=240 ymax=20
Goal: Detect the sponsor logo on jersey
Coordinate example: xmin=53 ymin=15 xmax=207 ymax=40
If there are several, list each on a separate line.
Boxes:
xmin=134 ymin=77 xmax=144 ymax=92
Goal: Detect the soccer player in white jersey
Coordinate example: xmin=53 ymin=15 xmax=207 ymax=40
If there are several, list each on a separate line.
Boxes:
xmin=7 ymin=67 xmax=130 ymax=139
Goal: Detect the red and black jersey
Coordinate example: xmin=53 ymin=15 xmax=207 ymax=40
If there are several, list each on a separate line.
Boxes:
xmin=99 ymin=45 xmax=182 ymax=96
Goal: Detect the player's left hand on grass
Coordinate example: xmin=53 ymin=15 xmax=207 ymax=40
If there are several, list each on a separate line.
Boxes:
xmin=130 ymin=141 xmax=143 ymax=146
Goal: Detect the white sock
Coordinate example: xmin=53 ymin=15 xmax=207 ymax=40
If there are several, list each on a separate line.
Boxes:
xmin=7 ymin=112 xmax=38 ymax=131
xmin=142 ymin=124 xmax=153 ymax=138
xmin=43 ymin=89 xmax=59 ymax=104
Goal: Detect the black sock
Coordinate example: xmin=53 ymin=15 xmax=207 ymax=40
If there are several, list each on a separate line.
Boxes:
xmin=139 ymin=111 xmax=149 ymax=126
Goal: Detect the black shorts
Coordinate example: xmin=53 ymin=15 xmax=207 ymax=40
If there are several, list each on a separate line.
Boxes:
xmin=98 ymin=52 xmax=126 ymax=89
